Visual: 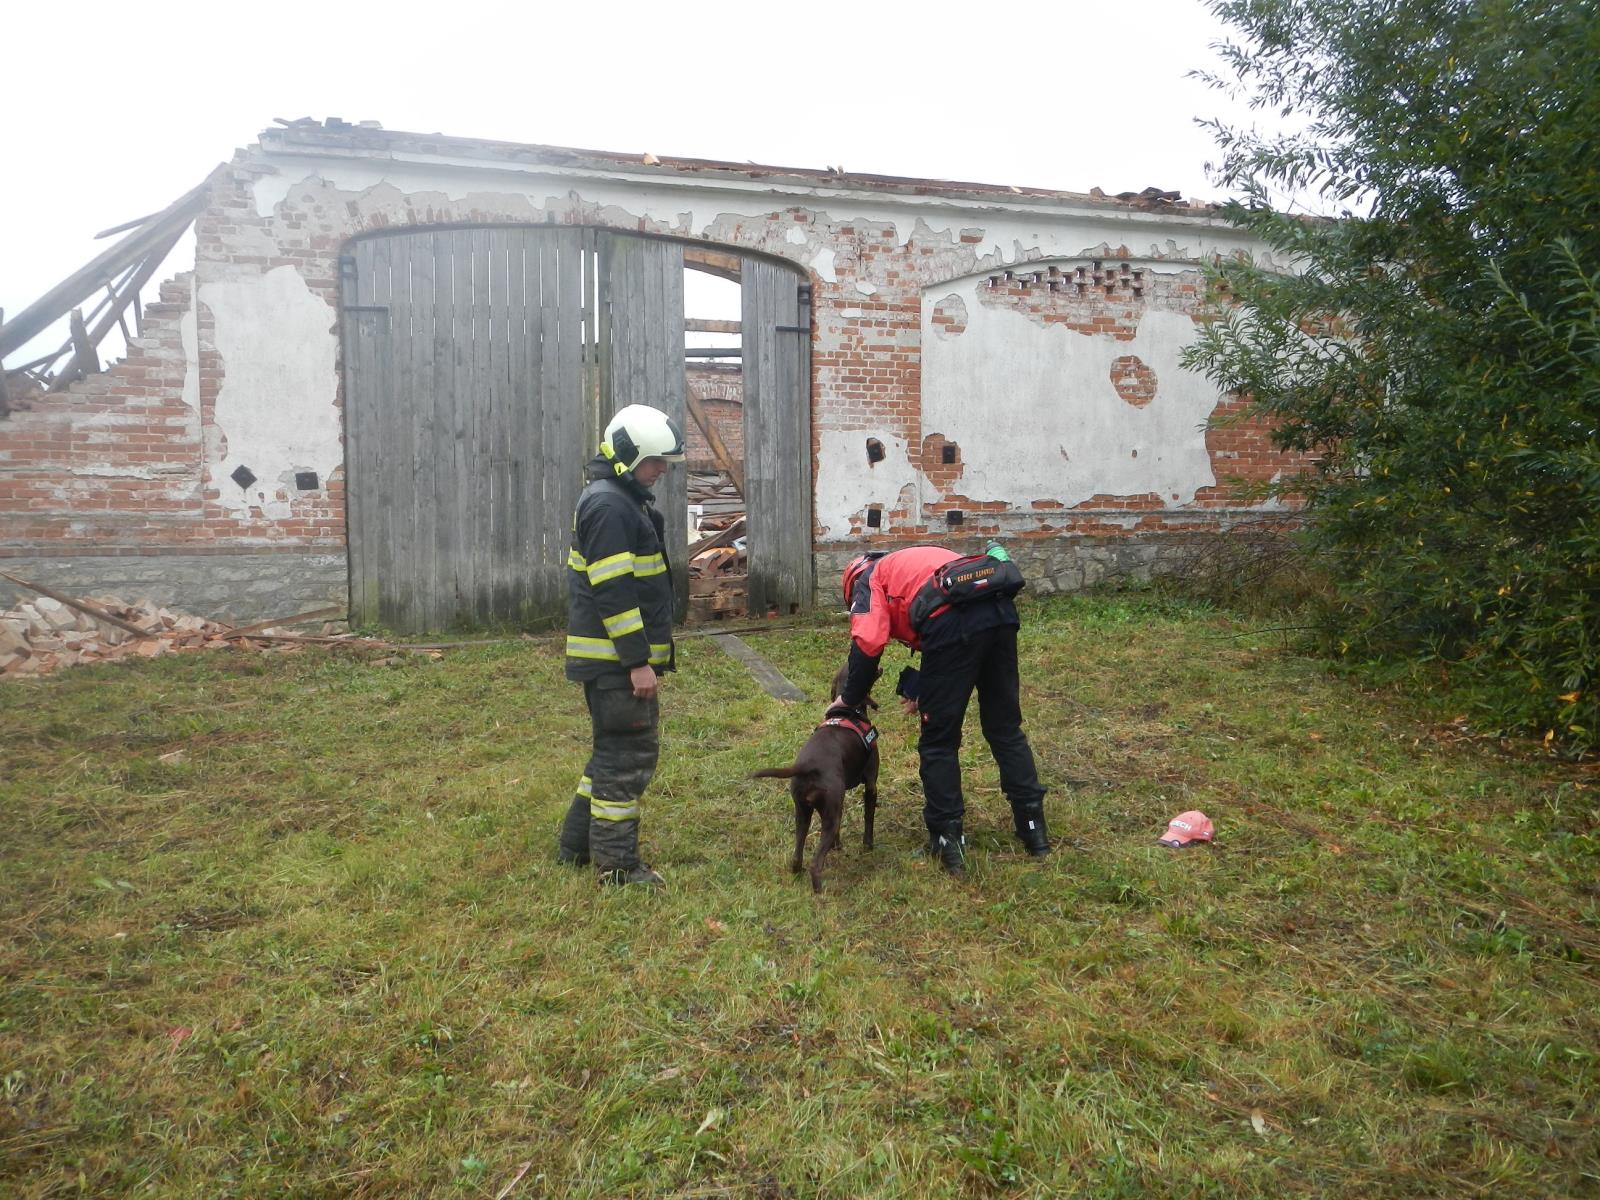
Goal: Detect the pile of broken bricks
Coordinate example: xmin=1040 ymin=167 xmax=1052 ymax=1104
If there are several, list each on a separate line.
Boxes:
xmin=0 ymin=572 xmax=371 ymax=678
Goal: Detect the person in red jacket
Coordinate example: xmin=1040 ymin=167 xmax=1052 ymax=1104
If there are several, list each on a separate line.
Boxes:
xmin=833 ymin=547 xmax=1050 ymax=878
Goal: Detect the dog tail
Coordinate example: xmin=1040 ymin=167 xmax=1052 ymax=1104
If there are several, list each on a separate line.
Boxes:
xmin=751 ymin=766 xmax=812 ymax=781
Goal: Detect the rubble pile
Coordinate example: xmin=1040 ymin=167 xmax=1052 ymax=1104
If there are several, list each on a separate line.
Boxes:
xmin=0 ymin=592 xmax=330 ymax=678
xmin=687 ymin=470 xmax=748 ymax=622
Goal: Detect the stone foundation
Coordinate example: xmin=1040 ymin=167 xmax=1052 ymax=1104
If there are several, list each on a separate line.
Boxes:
xmin=0 ymin=551 xmax=347 ymax=623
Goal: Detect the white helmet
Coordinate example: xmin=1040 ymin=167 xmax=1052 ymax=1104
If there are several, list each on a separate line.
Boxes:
xmin=602 ymin=404 xmax=687 ymax=474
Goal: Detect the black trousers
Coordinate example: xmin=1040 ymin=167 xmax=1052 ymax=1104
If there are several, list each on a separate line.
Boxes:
xmin=916 ymin=624 xmax=1045 ymax=834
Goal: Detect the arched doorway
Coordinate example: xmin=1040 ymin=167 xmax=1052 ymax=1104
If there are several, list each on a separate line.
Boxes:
xmin=339 ymin=226 xmax=811 ymax=633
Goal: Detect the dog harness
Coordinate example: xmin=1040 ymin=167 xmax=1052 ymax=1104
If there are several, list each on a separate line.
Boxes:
xmin=820 ymin=709 xmax=877 ymax=750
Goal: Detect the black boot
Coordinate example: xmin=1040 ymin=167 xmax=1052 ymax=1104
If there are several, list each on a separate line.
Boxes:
xmin=927 ymin=823 xmax=967 ymax=879
xmin=1012 ymin=800 xmax=1051 ymax=857
xmin=591 ymin=816 xmax=663 ymax=887
xmin=556 ymin=793 xmax=591 ymax=866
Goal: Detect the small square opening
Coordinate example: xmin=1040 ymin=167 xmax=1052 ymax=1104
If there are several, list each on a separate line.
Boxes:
xmin=940 ymin=445 xmax=957 ymax=465
xmin=946 ymin=510 xmax=964 ymax=527
xmin=866 ymin=507 xmax=882 ymax=529
xmin=295 ymin=471 xmax=319 ymax=491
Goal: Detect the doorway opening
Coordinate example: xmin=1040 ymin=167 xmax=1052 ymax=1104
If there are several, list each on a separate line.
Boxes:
xmin=682 ymin=249 xmax=748 ymax=622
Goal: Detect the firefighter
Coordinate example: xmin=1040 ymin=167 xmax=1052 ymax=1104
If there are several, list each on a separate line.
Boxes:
xmin=834 ymin=547 xmax=1050 ymax=878
xmin=556 ymin=404 xmax=685 ymax=886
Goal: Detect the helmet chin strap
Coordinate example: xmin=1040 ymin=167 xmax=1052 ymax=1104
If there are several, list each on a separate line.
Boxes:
xmin=599 ymin=439 xmax=631 ymax=477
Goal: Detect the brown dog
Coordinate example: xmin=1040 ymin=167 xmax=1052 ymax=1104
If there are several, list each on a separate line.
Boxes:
xmin=752 ymin=666 xmax=880 ymax=893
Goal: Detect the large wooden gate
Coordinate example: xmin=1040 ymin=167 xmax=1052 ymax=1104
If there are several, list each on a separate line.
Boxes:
xmin=341 ymin=227 xmax=809 ymax=632
xmin=742 ymin=259 xmax=813 ymax=615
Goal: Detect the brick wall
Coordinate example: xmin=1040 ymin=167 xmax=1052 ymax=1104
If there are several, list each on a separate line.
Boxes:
xmin=685 ymin=364 xmax=743 ymax=475
xmin=0 ymin=131 xmax=1307 ymax=618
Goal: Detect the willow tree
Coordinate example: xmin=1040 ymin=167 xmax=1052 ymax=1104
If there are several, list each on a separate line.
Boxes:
xmin=1187 ymin=0 xmax=1600 ymax=753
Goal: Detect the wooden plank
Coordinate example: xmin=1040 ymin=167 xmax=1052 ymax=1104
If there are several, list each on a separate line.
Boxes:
xmin=547 ymin=229 xmax=584 ymax=614
xmin=467 ymin=230 xmax=489 ymax=630
xmin=684 ymin=318 xmax=741 ymax=334
xmin=342 ymin=241 xmax=374 ymax=624
xmin=514 ymin=231 xmax=539 ymax=621
xmin=447 ymin=230 xmax=474 ymax=629
xmin=390 ymin=235 xmax=421 ymax=633
xmin=59 ymin=308 xmax=99 ymax=389
xmin=220 ymin=605 xmax=345 ymax=639
xmin=742 ymin=259 xmax=773 ymax=615
xmin=534 ymin=230 xmax=557 ymax=614
xmin=710 ymin=634 xmax=807 ymax=702
xmin=410 ymin=234 xmax=439 ymax=634
xmin=686 ymin=515 xmax=746 ymax=560
xmin=486 ymin=228 xmax=511 ymax=624
xmin=0 ymin=572 xmax=156 ymax=638
xmin=685 ymin=390 xmax=745 ymax=498
xmin=368 ymin=235 xmax=397 ymax=630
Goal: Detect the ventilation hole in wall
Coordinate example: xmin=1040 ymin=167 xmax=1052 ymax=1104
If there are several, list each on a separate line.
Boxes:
xmin=295 ymin=471 xmax=319 ymax=491
xmin=940 ymin=444 xmax=958 ymax=465
xmin=946 ymin=510 xmax=964 ymax=527
xmin=866 ymin=438 xmax=885 ymax=464
xmin=230 ymin=465 xmax=257 ymax=489
xmin=866 ymin=507 xmax=882 ymax=529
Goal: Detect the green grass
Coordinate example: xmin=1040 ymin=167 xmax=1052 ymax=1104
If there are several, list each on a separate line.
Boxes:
xmin=2 ymin=595 xmax=1597 ymax=1198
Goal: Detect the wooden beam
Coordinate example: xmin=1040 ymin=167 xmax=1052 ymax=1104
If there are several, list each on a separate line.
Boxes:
xmin=80 ymin=226 xmax=186 ymax=358
xmin=683 ymin=247 xmax=742 ymax=282
xmin=51 ymin=309 xmax=99 ymax=392
xmin=687 ymin=515 xmax=745 ymax=561
xmin=684 ymin=318 xmax=741 ymax=334
xmin=218 ymin=605 xmax=345 ymax=639
xmin=0 ymin=572 xmax=156 ymax=638
xmin=685 ymin=390 xmax=745 ymax=497
xmin=0 ymin=172 xmax=215 ymax=361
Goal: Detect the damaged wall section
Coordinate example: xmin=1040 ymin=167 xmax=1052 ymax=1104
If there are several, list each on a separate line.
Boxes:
xmin=2 ymin=123 xmax=1309 ymax=619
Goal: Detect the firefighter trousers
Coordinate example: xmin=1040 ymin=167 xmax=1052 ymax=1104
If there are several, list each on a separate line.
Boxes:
xmin=557 ymin=674 xmax=660 ymax=872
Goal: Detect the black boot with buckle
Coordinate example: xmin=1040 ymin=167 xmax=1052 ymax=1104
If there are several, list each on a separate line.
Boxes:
xmin=927 ymin=822 xmax=967 ymax=879
xmin=1012 ymin=799 xmax=1051 ymax=857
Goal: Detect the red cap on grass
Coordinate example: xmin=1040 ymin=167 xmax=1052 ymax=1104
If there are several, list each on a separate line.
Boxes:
xmin=1157 ymin=810 xmax=1214 ymax=848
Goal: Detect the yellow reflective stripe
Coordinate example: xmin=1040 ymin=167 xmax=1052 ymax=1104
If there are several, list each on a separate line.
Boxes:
xmin=568 ymin=548 xmax=587 ymax=571
xmin=566 ymin=635 xmax=620 ymax=661
xmin=633 ymin=553 xmax=667 ymax=577
xmin=603 ymin=607 xmax=644 ymax=638
xmin=590 ymin=797 xmax=640 ymax=822
xmin=648 ymin=642 xmax=672 ymax=666
xmin=576 ymin=775 xmax=593 ymax=797
xmin=587 ymin=552 xmax=634 ymax=584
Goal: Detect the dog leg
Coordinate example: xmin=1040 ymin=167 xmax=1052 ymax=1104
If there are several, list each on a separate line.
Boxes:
xmin=792 ymin=791 xmax=813 ymax=876
xmin=810 ymin=793 xmax=841 ymax=894
xmin=863 ymin=753 xmax=879 ymax=851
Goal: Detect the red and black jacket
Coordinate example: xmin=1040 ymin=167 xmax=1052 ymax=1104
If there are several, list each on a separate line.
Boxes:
xmin=838 ymin=545 xmax=1016 ymax=707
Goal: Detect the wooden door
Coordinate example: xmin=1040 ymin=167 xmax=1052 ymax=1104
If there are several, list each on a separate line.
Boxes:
xmin=342 ymin=226 xmax=617 ymax=632
xmin=740 ymin=257 xmax=814 ymax=615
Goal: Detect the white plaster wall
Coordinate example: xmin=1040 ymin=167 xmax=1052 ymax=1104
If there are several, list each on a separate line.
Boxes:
xmin=921 ymin=279 xmax=1219 ymax=508
xmin=201 ymin=267 xmax=341 ymax=519
xmin=814 ymin=428 xmax=919 ymax=540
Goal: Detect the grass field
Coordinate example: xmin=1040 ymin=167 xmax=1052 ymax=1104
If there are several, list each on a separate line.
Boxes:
xmin=2 ymin=595 xmax=1597 ymax=1198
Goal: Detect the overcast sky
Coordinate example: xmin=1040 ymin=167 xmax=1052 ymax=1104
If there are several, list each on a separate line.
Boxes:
xmin=2 ymin=0 xmax=1265 ymax=363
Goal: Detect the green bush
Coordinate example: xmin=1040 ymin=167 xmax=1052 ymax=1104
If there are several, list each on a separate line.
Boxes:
xmin=1186 ymin=0 xmax=1600 ymax=754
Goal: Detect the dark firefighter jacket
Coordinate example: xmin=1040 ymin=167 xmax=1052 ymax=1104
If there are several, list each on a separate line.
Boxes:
xmin=565 ymin=456 xmax=676 ymax=681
